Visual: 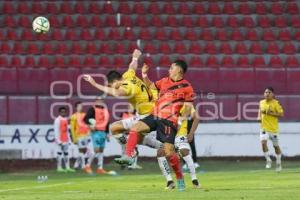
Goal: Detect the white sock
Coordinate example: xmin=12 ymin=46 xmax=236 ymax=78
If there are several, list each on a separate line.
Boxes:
xmin=64 ymin=153 xmax=70 ymax=169
xmin=73 ymin=157 xmax=80 ymax=168
xmin=87 ymin=152 xmax=95 ymax=167
xmin=57 ymin=153 xmax=63 ymax=169
xmin=97 ymin=153 xmax=104 ymax=169
xmin=183 ymin=154 xmax=197 ymax=181
xmin=78 ymin=152 xmax=85 ymax=168
xmin=276 ymin=154 xmax=282 ymax=165
xmin=157 ymin=157 xmax=173 ymax=182
xmin=264 ymin=152 xmax=271 ymax=161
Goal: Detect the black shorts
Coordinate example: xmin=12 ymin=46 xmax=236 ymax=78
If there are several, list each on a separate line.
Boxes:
xmin=140 ymin=114 xmax=177 ymax=144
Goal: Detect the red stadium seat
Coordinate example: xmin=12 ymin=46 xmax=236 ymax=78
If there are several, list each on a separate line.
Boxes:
xmin=99 ymin=43 xmax=113 ymax=54
xmin=223 ymin=2 xmax=236 ymax=14
xmin=275 ymin=16 xmax=288 ymax=28
xmin=21 ymin=29 xmax=35 ymax=41
xmin=23 ymin=56 xmax=36 ymax=68
xmin=179 ymin=2 xmax=190 ymax=14
xmin=291 ymin=16 xmax=300 ymax=28
xmin=166 ymin=16 xmax=179 ymax=27
xmin=56 ymin=43 xmax=69 ymax=55
xmin=60 ymin=2 xmax=74 ymax=14
xmin=271 ymin=2 xmax=284 ymax=15
xmin=200 ymin=29 xmax=214 ymax=41
xmin=118 ymin=2 xmax=132 ymax=14
xmin=282 ymin=42 xmax=296 ymax=54
xmin=253 ymin=56 xmax=267 ymax=68
xmin=216 ymin=29 xmax=229 ymax=41
xmin=71 ymin=43 xmax=84 ymax=54
xmin=170 ymin=29 xmax=183 ymax=41
xmin=32 ymin=2 xmax=44 ymax=14
xmin=235 ymin=42 xmax=248 ymax=54
xmin=18 ymin=15 xmax=31 ymax=28
xmin=255 ymin=3 xmax=268 ymax=14
xmin=266 ymin=42 xmax=280 ymax=54
xmin=241 ymin=16 xmax=255 ymax=27
xmin=133 ymin=2 xmax=147 ymax=14
xmin=0 ymin=56 xmax=9 ymax=67
xmin=75 ymin=2 xmax=86 ymax=14
xmin=136 ymin=15 xmax=149 ymax=27
xmin=104 ymin=15 xmax=117 ymax=27
xmin=206 ymin=56 xmax=219 ymax=68
xmin=155 ymin=29 xmax=168 ymax=40
xmin=46 ymin=2 xmax=59 ymax=14
xmin=148 ymin=2 xmax=161 ymax=14
xmin=189 ymin=43 xmax=202 ymax=54
xmin=88 ymin=2 xmax=101 ymax=14
xmin=151 ymin=16 xmax=164 ymax=27
xmin=76 ymin=15 xmax=89 ymax=27
xmin=6 ymin=29 xmax=19 ymax=40
xmin=208 ymin=3 xmax=221 ymax=14
xmin=263 ymin=30 xmax=276 ymax=41
xmin=196 ymin=16 xmax=210 ymax=28
xmin=238 ymin=3 xmax=252 ymax=14
xmin=231 ymin=30 xmax=244 ymax=41
xmin=83 ymin=56 xmax=97 ymax=68
xmin=17 ymin=2 xmax=31 ymax=14
xmin=204 ymin=43 xmax=218 ymax=54
xmin=114 ymin=43 xmax=127 ymax=54
xmin=237 ymin=56 xmax=251 ymax=68
xmin=174 ymin=42 xmax=187 ymax=54
xmin=103 ymin=1 xmax=115 ymax=14
xmin=3 ymin=2 xmax=15 ymax=14
xmin=285 ymin=56 xmax=299 ymax=68
xmin=182 ymin=29 xmax=197 ymax=41
xmin=121 ymin=15 xmax=133 ymax=27
xmin=246 ymin=29 xmax=260 ymax=41
xmin=294 ymin=30 xmax=300 ymax=40
xmin=27 ymin=43 xmax=40 ymax=54
xmin=220 ymin=43 xmax=233 ymax=54
xmin=181 ymin=16 xmax=194 ymax=27
xmin=269 ymin=56 xmax=283 ymax=68
xmin=227 ymin=16 xmax=239 ymax=28
xmin=65 ymin=29 xmax=78 ymax=41
xmin=12 ymin=43 xmax=25 ymax=54
xmin=139 ymin=28 xmax=152 ymax=40
xmin=158 ymin=55 xmax=171 ymax=67
xmin=221 ymin=56 xmax=235 ymax=68
xmin=80 ymin=29 xmax=93 ymax=40
xmin=68 ymin=56 xmax=82 ymax=67
xmin=278 ymin=30 xmax=291 ymax=41
xmin=159 ymin=43 xmax=172 ymax=54
xmin=189 ymin=56 xmax=203 ymax=68
xmin=90 ymin=16 xmax=103 ymax=27
xmin=123 ymin=28 xmax=136 ymax=40
xmin=143 ymin=56 xmax=155 ymax=66
xmin=0 ymin=43 xmax=11 ymax=54
xmin=258 ymin=16 xmax=271 ymax=28
xmin=95 ymin=29 xmax=107 ymax=40
xmin=113 ymin=56 xmax=127 ymax=67
xmin=85 ymin=42 xmax=98 ymax=54
xmin=62 ymin=15 xmax=75 ymax=27
xmin=250 ymin=42 xmax=263 ymax=54
xmin=192 ymin=3 xmax=205 ymax=14
xmin=212 ymin=16 xmax=225 ymax=27
xmin=42 ymin=43 xmax=55 ymax=55
xmin=10 ymin=56 xmax=22 ymax=68
xmin=143 ymin=43 xmax=157 ymax=54
xmin=54 ymin=56 xmax=66 ymax=67
xmin=162 ymin=3 xmax=176 ymax=14
xmin=4 ymin=16 xmax=17 ymax=27
xmin=49 ymin=16 xmax=61 ymax=28
xmin=37 ymin=56 xmax=51 ymax=68
xmin=287 ymin=2 xmax=299 ymax=14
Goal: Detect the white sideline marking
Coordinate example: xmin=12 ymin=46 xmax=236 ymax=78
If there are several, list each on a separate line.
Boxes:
xmin=0 ymin=182 xmax=73 ymax=193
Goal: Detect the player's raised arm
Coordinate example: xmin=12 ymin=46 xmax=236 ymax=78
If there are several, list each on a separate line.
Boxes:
xmin=128 ymin=49 xmax=142 ymax=71
xmin=83 ymin=75 xmax=127 ymax=97
xmin=187 ymin=108 xmax=200 ymax=143
xmin=141 ymin=63 xmax=156 ymax=89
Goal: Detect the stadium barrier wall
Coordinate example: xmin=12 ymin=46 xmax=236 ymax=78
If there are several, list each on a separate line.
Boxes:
xmin=0 ymin=123 xmax=299 ymax=159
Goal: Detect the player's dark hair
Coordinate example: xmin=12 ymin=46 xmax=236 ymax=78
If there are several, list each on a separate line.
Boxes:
xmin=265 ymin=86 xmax=274 ymax=93
xmin=106 ymin=70 xmax=122 ymax=83
xmin=58 ymin=106 xmax=66 ymax=112
xmin=75 ymin=101 xmax=82 ymax=108
xmin=173 ymin=60 xmax=188 ymax=73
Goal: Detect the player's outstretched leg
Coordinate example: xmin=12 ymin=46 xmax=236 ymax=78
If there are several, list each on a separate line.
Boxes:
xmin=274 ymin=145 xmax=282 ymax=172
xmin=157 ymin=148 xmax=175 ymax=190
xmin=261 ymin=139 xmax=272 ymax=169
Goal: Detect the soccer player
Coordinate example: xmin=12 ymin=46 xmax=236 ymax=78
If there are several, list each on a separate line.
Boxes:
xmin=83 ymin=98 xmax=110 ymax=174
xmin=258 ymin=87 xmax=284 ymax=172
xmin=70 ymin=101 xmax=93 ymax=170
xmin=115 ymin=60 xmax=195 ymax=191
xmin=54 ymin=106 xmax=75 ymax=173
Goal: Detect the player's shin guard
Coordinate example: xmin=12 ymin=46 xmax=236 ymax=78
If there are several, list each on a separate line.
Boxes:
xmin=126 ymin=130 xmax=139 ymax=157
xmin=183 ymin=154 xmax=197 ymax=181
xmin=168 ymin=153 xmax=183 ymax=180
xmin=157 ymin=157 xmax=173 ymax=182
xmin=96 ymin=153 xmax=104 ymax=169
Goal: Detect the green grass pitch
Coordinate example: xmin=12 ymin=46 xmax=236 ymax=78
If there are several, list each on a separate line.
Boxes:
xmin=0 ymin=160 xmax=299 ymax=200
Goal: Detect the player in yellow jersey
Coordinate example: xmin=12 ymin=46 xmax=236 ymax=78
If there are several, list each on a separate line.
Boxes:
xmin=70 ymin=101 xmax=93 ymax=170
xmin=258 ymin=87 xmax=284 ymax=172
xmin=83 ymin=49 xmax=162 ymax=166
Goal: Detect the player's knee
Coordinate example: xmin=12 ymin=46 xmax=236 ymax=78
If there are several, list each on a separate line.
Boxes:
xmin=79 ymin=148 xmax=86 ymax=154
xmin=157 ymin=148 xmax=165 ymax=157
xmin=110 ymin=122 xmax=123 ymax=135
xmin=180 ymin=149 xmax=189 ymax=157
xmin=63 ymin=152 xmax=69 ymax=157
xmin=164 ymin=144 xmax=175 ymax=157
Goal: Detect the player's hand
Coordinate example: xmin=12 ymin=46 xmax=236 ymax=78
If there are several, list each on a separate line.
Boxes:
xmin=142 ymin=63 xmax=149 ymax=74
xmin=187 ymin=133 xmax=194 ymax=143
xmin=83 ymin=75 xmax=96 ymax=85
xmin=132 ymin=49 xmax=142 ymax=59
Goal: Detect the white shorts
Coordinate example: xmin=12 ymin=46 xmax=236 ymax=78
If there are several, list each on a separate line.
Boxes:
xmin=57 ymin=143 xmax=69 ymax=154
xmin=142 ymin=131 xmax=163 ymax=149
xmin=121 ymin=114 xmax=149 ymax=130
xmin=260 ymin=130 xmax=279 ymax=147
xmin=175 ymin=136 xmax=191 ymax=151
xmin=77 ymin=136 xmax=93 ymax=150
